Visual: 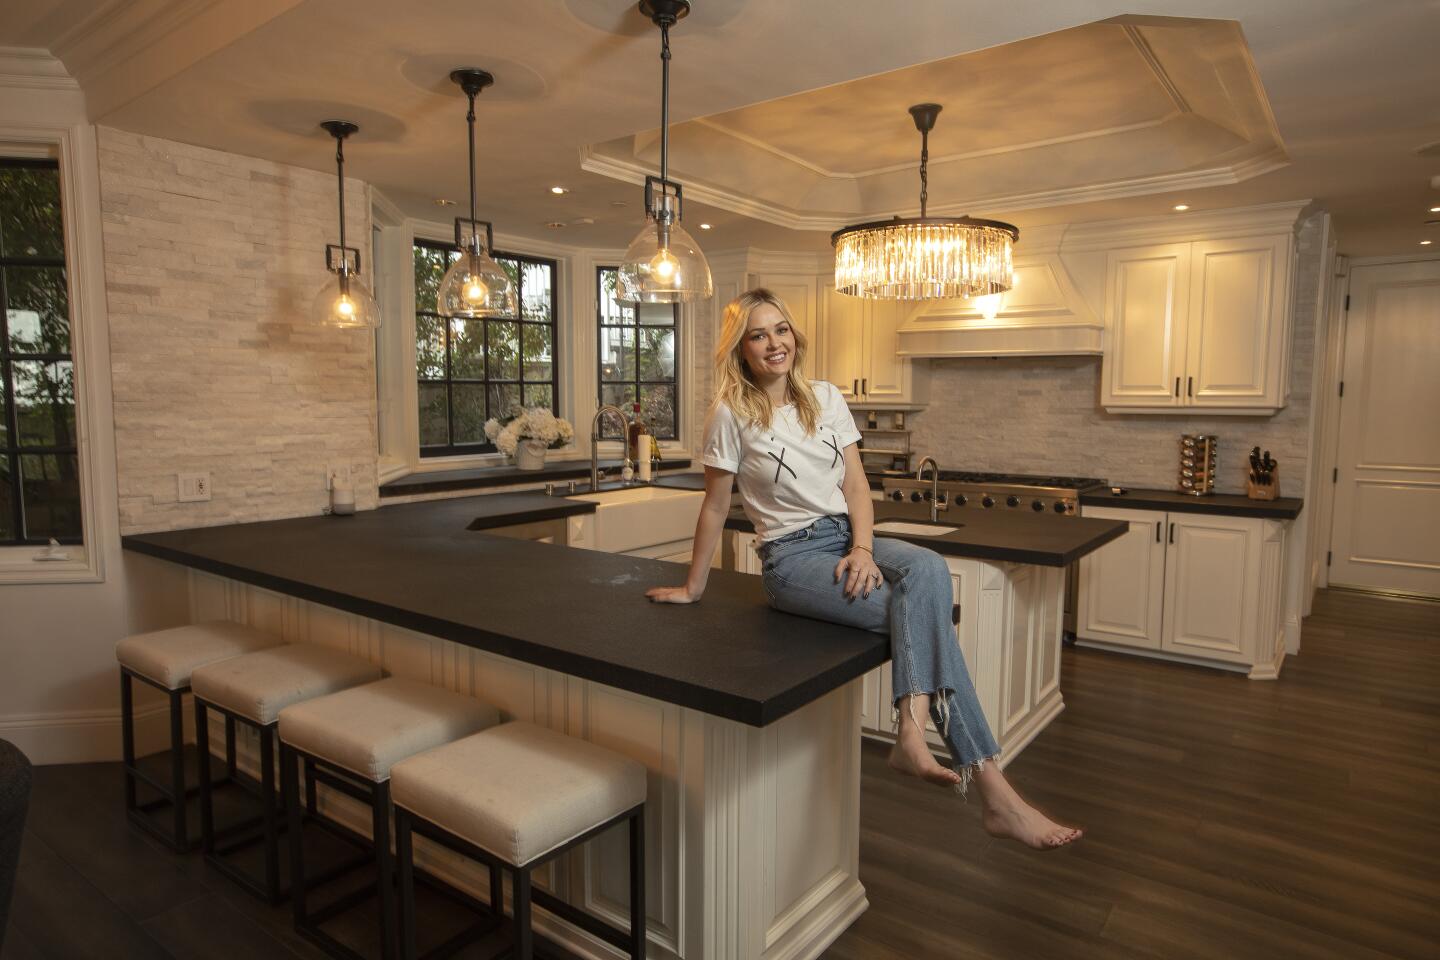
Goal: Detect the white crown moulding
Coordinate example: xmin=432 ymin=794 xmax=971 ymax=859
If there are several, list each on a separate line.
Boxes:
xmin=0 ymin=47 xmax=80 ymax=90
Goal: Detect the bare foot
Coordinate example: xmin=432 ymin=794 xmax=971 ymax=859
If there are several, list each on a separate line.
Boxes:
xmin=887 ymin=738 xmax=963 ymax=788
xmin=981 ymin=800 xmax=1083 ymax=850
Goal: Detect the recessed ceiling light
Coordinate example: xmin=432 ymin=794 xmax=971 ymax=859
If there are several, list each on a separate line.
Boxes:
xmin=1430 ymin=205 xmax=1440 ymax=213
xmin=1422 ymin=239 xmax=1434 ymax=246
xmin=609 ymin=200 xmax=627 ymax=208
xmin=433 ymin=198 xmax=456 ymax=206
xmin=1173 ymin=204 xmax=1190 ymax=212
xmin=550 ymin=186 xmax=569 ymax=195
xmin=545 ymin=221 xmax=566 ymax=229
xmin=699 ymin=223 xmax=712 ymax=230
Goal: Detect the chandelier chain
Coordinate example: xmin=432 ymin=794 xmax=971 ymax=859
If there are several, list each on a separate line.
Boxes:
xmin=919 ymin=126 xmax=928 ymax=219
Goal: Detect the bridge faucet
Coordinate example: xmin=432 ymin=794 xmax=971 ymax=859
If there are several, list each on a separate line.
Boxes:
xmin=591 ymin=404 xmax=630 ymax=492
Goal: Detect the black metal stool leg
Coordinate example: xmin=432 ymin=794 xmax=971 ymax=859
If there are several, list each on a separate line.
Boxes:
xmin=513 ymin=867 xmax=533 ymax=960
xmin=283 ymin=743 xmax=308 ymax=927
xmin=120 ymin=671 xmax=137 ymax=813
xmin=395 ymin=808 xmax=417 ymax=960
xmin=373 ymin=780 xmax=398 ymax=960
xmin=304 ymin=757 xmax=318 ymax=815
xmin=489 ymin=863 xmax=502 ymax=913
xmin=629 ymin=807 xmax=645 ymax=960
xmin=260 ymin=726 xmax=280 ymax=902
xmin=195 ymin=700 xmax=214 ymax=856
xmin=168 ymin=688 xmax=188 ymax=852
xmin=225 ymin=715 xmax=238 ymax=778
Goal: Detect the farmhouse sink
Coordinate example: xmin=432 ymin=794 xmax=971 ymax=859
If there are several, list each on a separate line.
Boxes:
xmin=569 ymin=485 xmax=705 ymax=553
xmin=873 ymin=520 xmax=961 ymax=537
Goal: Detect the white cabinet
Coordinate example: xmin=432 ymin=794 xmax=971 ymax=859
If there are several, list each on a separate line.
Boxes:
xmin=1101 ymin=233 xmax=1293 ymax=414
xmin=1077 ymin=506 xmax=1289 ymax=677
xmin=1076 ymin=506 xmax=1167 ymax=650
xmin=823 ymin=286 xmax=924 ymax=406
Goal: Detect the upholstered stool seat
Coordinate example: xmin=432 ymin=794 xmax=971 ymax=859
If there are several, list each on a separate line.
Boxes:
xmin=277 ymin=678 xmax=500 ymax=960
xmin=117 ymin=621 xmax=281 ymax=690
xmin=115 ymin=621 xmax=282 ymax=852
xmin=190 ymin=644 xmax=382 ymax=902
xmin=391 ymin=722 xmax=648 ymax=960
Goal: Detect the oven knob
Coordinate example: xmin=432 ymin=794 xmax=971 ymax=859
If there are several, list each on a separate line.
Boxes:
xmin=1054 ymin=502 xmax=1068 ymax=514
xmin=954 ymin=494 xmax=967 ymax=507
xmin=981 ymin=496 xmax=995 ymax=508
xmin=890 ymin=490 xmax=903 ymax=501
xmin=1006 ymin=495 xmax=1020 ymax=508
xmin=1032 ymin=499 xmax=1045 ymax=512
xmin=910 ymin=491 xmax=923 ymax=503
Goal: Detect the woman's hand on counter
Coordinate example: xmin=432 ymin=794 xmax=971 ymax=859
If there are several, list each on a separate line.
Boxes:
xmin=646 ymin=584 xmax=701 ymax=604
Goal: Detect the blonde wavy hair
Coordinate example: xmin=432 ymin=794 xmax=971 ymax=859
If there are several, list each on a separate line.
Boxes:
xmin=713 ymin=288 xmax=822 ymax=435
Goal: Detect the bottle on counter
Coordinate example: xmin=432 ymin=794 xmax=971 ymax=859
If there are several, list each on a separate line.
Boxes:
xmin=627 ymin=402 xmax=648 ymax=465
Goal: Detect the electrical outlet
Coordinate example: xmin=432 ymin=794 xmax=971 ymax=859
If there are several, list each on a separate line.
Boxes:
xmin=177 ymin=472 xmax=211 ymax=502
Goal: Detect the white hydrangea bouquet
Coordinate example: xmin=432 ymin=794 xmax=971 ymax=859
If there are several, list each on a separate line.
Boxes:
xmin=484 ymin=406 xmax=575 ymax=469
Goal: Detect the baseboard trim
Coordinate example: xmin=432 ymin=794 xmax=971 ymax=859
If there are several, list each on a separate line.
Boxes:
xmin=0 ymin=700 xmax=183 ymax=765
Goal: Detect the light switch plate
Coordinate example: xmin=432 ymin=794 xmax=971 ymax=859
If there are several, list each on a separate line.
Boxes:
xmin=177 ymin=472 xmax=211 ymax=502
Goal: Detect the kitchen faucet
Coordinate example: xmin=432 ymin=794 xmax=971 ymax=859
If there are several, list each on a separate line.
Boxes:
xmin=915 ymin=456 xmax=948 ymax=523
xmin=590 ymin=404 xmax=630 ymax=491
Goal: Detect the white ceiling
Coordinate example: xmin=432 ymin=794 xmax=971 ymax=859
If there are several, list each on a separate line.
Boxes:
xmin=5 ymin=0 xmax=1440 ymax=257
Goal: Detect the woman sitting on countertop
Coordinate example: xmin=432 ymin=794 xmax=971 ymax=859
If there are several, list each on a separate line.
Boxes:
xmin=647 ymin=287 xmax=1082 ymax=850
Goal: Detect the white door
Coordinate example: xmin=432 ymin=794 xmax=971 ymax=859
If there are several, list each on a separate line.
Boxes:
xmin=822 ymin=285 xmax=863 ymax=400
xmin=1101 ymin=243 xmax=1190 ymax=407
xmin=862 ymin=299 xmax=907 ymax=401
xmin=1329 ymin=260 xmax=1440 ymax=597
xmin=1185 ymin=234 xmax=1289 ymax=407
xmin=1162 ymin=513 xmax=1258 ymax=664
xmin=1077 ymin=506 xmax=1167 ymax=650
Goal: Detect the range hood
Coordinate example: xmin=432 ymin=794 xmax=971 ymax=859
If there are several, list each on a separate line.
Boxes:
xmin=896 ymin=236 xmax=1102 ymax=357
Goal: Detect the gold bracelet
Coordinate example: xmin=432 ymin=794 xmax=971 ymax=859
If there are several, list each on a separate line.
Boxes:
xmin=849 ymin=544 xmax=873 ymax=556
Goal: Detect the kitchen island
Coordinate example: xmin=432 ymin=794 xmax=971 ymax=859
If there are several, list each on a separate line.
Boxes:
xmin=123 ymin=489 xmax=1124 ymax=960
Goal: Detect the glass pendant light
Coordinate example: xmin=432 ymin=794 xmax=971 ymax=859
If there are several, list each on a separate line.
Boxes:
xmin=311 ymin=120 xmax=380 ymax=328
xmin=832 ymin=104 xmax=1020 ymax=300
xmin=436 ymin=68 xmax=516 ymax=319
xmin=616 ymin=0 xmax=712 ymax=304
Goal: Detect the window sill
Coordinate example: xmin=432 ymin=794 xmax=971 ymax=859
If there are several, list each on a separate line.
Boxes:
xmin=0 ymin=544 xmax=102 ymax=584
xmin=378 ymin=456 xmax=695 ymax=499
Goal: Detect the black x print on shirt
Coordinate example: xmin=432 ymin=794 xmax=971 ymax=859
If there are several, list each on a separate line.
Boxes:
xmin=822 ymin=434 xmax=842 ymax=468
xmin=768 ymin=448 xmax=798 ymax=484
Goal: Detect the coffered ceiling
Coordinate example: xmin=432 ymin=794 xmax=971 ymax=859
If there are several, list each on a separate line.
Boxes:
xmin=4 ymin=0 xmax=1438 ymax=256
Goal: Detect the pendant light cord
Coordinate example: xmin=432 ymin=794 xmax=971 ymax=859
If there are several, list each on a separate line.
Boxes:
xmin=466 ymin=90 xmax=479 ymax=247
xmin=334 ymin=134 xmax=347 ymax=267
xmin=918 ymin=126 xmax=928 ymax=219
xmin=659 ymin=21 xmax=671 ymax=188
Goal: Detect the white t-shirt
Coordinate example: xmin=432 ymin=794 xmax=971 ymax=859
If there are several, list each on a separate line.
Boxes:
xmin=701 ymin=380 xmax=863 ymax=541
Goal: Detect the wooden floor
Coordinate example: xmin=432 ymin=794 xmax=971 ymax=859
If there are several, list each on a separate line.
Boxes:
xmin=3 ymin=588 xmax=1436 ymax=960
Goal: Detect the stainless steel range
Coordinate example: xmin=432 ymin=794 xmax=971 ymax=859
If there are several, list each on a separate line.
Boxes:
xmin=879 ymin=470 xmax=1109 ymax=637
xmin=880 ymin=471 xmax=1108 ymax=517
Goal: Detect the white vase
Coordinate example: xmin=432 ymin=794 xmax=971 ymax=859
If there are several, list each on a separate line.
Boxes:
xmin=515 ymin=439 xmax=548 ymax=471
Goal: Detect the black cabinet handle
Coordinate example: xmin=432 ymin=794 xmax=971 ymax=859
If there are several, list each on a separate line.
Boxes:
xmin=861 ymin=378 xmax=867 ymax=395
xmin=1187 ymin=376 xmax=1194 ymax=397
xmin=1155 ymin=520 xmax=1161 ymax=542
xmin=1174 ymin=376 xmax=1180 ymax=397
xmin=852 ymin=378 xmax=858 ymax=395
xmin=1168 ymin=522 xmax=1175 ymax=544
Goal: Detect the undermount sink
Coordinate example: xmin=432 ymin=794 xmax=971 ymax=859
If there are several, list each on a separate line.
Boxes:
xmin=873 ymin=520 xmax=960 ymax=537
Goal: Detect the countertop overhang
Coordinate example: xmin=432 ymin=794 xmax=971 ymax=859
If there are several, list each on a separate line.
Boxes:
xmin=122 ymin=493 xmax=890 ymax=728
xmin=726 ymin=502 xmax=1128 ymax=567
xmin=1079 ymin=487 xmax=1303 ymax=519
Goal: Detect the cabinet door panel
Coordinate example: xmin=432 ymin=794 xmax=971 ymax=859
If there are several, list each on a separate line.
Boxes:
xmin=1102 ymin=244 xmax=1190 ymax=406
xmin=860 ymin=665 xmax=882 ymax=733
xmin=1187 ymin=235 xmax=1288 ymax=405
xmin=863 ymin=299 xmax=907 ymax=401
xmin=1031 ymin=566 xmax=1064 ymax=706
xmin=1162 ymin=514 xmax=1257 ymax=662
xmin=999 ymin=565 xmax=1038 ymax=737
xmin=823 ymin=285 xmax=863 ymax=400
xmin=1077 ymin=506 xmax=1166 ymax=649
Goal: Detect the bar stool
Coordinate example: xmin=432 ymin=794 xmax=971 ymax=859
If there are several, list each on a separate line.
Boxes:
xmin=278 ymin=677 xmax=500 ymax=960
xmin=390 ymin=722 xmax=648 ymax=960
xmin=191 ymin=643 xmax=382 ymax=902
xmin=115 ymin=621 xmax=281 ymax=852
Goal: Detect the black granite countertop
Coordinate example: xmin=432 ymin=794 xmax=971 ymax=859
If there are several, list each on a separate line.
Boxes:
xmin=1080 ymin=487 xmax=1304 ymax=520
xmin=725 ymin=501 xmax=1127 ymax=567
xmin=379 ymin=458 xmax=694 ymax=498
xmin=122 ymin=495 xmax=888 ymax=728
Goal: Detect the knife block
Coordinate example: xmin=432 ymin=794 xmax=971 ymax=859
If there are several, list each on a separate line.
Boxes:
xmin=1246 ymin=466 xmax=1279 ymax=500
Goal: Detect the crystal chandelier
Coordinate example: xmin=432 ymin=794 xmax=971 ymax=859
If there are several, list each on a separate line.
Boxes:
xmin=616 ymin=0 xmax=713 ymax=304
xmin=311 ymin=120 xmax=380 ymax=327
xmin=832 ymin=104 xmax=1019 ymax=300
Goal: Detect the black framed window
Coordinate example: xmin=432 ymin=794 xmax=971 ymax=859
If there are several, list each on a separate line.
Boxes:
xmin=1 ymin=158 xmax=81 ymax=545
xmin=413 ymin=239 xmax=558 ymax=457
xmin=597 ymin=266 xmax=679 ymax=441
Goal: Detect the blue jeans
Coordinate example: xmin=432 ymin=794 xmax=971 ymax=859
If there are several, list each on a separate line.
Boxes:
xmin=759 ymin=515 xmax=1001 ymax=793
